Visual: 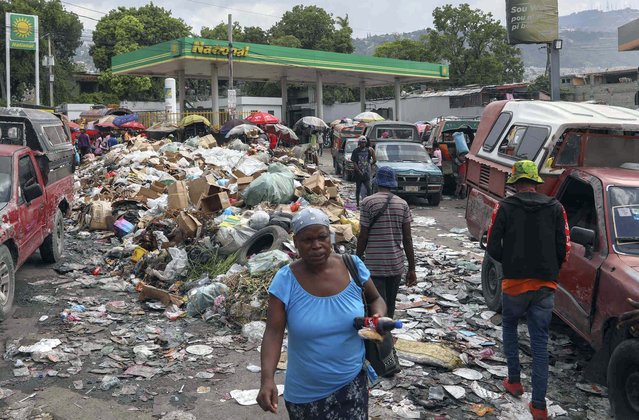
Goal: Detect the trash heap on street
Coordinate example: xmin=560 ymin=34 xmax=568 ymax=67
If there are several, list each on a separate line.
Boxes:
xmin=71 ymin=134 xmax=358 ymax=325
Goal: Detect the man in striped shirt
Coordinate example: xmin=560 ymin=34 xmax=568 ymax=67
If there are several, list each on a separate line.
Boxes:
xmin=356 ymin=166 xmax=416 ymax=318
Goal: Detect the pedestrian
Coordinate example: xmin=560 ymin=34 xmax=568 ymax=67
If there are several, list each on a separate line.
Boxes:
xmin=454 ymin=152 xmax=468 ymax=199
xmin=350 ymin=136 xmax=376 ymax=207
xmin=486 ymin=160 xmax=570 ymax=420
xmin=76 ymin=129 xmax=91 ymax=156
xmin=432 ymin=141 xmax=443 ymax=169
xmin=257 ymin=208 xmax=387 ymax=419
xmin=356 ymin=166 xmax=416 ymax=318
xmin=107 ymin=132 xmax=119 ymax=149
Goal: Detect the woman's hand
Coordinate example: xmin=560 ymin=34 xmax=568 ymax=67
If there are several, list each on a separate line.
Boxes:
xmin=257 ymin=379 xmax=279 ymax=414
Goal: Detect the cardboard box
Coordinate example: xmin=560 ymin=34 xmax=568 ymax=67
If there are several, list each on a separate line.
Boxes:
xmin=234 ymin=176 xmax=253 ymax=192
xmin=167 ymin=181 xmax=189 ymax=210
xmin=199 ymin=192 xmax=230 ymax=213
xmin=303 ymin=171 xmax=325 ymax=195
xmin=187 ymin=176 xmax=225 ymax=206
xmin=199 ymin=134 xmax=218 ymax=148
xmin=176 ymin=212 xmax=202 ymax=238
xmin=324 ymin=179 xmax=338 ymax=199
xmin=88 ymin=201 xmax=112 ymax=231
xmin=150 ymin=181 xmax=167 ymax=194
xmin=294 ymin=186 xmax=305 ymax=199
xmin=331 ymin=224 xmax=354 ymax=243
xmin=322 ymin=202 xmax=345 ymax=222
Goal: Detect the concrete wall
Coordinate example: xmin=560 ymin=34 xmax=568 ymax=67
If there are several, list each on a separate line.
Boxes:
xmin=120 ymin=101 xmax=165 ymax=112
xmin=562 ymin=83 xmax=638 ymax=108
xmin=56 ymin=103 xmax=94 ymax=120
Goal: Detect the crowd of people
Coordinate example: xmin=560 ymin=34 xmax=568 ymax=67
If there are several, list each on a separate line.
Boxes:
xmin=74 ymin=129 xmax=144 ymax=157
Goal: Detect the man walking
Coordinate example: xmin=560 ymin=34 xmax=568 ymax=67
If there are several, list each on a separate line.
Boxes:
xmin=350 ymin=136 xmax=376 ymax=207
xmin=486 ymin=160 xmax=570 ymax=420
xmin=76 ymin=129 xmax=91 ymax=156
xmin=356 ymin=166 xmax=416 ymax=318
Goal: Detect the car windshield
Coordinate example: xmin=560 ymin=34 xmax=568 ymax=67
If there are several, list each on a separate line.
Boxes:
xmin=376 ymin=143 xmax=431 ymax=163
xmin=609 ymin=186 xmax=639 ymax=255
xmin=375 ymin=127 xmax=416 ymax=140
xmin=0 ymin=156 xmax=11 ymax=207
xmin=344 ymin=140 xmax=358 ymax=154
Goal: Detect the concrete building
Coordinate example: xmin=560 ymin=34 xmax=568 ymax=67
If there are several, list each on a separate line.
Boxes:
xmin=560 ymin=68 xmax=639 ymax=108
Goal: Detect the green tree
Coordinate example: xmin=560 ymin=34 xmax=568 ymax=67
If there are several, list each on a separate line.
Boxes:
xmin=374 ymin=39 xmax=430 ymax=61
xmin=200 ymin=22 xmax=269 ymax=44
xmin=528 ymin=74 xmax=550 ymax=94
xmin=0 ymin=0 xmax=82 ymax=105
xmin=90 ymin=3 xmax=191 ymax=100
xmin=424 ymin=3 xmax=524 ymax=86
xmin=269 ymin=5 xmax=353 ymax=53
xmin=270 ymin=35 xmax=302 ymax=48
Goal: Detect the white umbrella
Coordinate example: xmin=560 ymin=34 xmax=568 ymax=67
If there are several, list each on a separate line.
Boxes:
xmin=225 ymin=124 xmax=264 ymax=138
xmin=353 ymin=111 xmax=385 ymax=122
xmin=293 ymin=116 xmax=328 ymax=131
xmin=273 ymin=124 xmax=298 ymax=140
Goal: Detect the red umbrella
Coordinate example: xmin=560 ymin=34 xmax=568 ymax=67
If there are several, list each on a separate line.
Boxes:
xmin=119 ymin=121 xmax=146 ymax=130
xmin=67 ymin=121 xmax=81 ymax=131
xmin=245 ymin=112 xmax=279 ymax=125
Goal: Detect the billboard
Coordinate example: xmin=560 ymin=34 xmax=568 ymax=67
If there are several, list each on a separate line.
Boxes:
xmin=506 ymin=0 xmax=558 ymax=44
xmin=7 ymin=13 xmax=38 ymax=50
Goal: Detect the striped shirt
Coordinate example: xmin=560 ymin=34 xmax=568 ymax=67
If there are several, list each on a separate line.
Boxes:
xmin=360 ymin=193 xmax=412 ymax=277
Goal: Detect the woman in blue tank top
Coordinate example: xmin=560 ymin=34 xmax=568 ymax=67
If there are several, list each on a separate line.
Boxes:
xmin=257 ymin=208 xmax=387 ymax=420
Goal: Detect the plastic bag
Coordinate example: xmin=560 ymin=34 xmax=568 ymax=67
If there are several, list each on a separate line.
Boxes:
xmin=249 ymin=211 xmax=270 ymax=230
xmin=217 ymin=225 xmax=257 ymax=254
xmin=186 ymin=282 xmax=230 ymax=316
xmin=247 ymin=250 xmax=291 ymax=275
xmin=184 ymin=136 xmax=200 ymax=148
xmin=242 ymin=164 xmax=295 ymax=206
xmin=163 ymin=247 xmax=189 ymax=280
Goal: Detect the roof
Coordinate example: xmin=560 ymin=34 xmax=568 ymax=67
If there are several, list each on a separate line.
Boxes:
xmin=579 ymin=167 xmax=639 ymax=187
xmin=0 ymin=144 xmax=28 ymax=156
xmin=0 ymin=107 xmax=60 ymax=122
xmin=502 ymin=100 xmax=639 ymax=130
xmin=111 ymin=37 xmax=448 ymax=87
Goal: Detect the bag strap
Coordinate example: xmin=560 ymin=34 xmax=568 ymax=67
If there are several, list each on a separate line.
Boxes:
xmin=342 ymin=254 xmax=369 ymax=313
xmin=368 ymin=193 xmax=393 ymax=230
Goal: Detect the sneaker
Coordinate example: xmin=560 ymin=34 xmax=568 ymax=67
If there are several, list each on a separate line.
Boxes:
xmin=502 ymin=378 xmax=524 ymax=397
xmin=528 ymin=402 xmax=548 ymax=420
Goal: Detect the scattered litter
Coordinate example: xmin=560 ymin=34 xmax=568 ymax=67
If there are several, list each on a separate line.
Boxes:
xmin=185 ymin=345 xmax=214 ymax=356
xmin=230 ymin=384 xmax=284 ymax=406
xmin=18 ymin=338 xmax=62 ymax=354
xmin=453 ymin=368 xmax=484 ymax=380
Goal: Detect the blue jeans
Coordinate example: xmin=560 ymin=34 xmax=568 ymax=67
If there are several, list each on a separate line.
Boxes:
xmin=502 ymin=288 xmax=554 ymax=407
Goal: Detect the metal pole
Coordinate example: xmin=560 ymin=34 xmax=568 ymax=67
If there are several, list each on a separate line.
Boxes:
xmin=34 ymin=16 xmax=40 ymax=105
xmin=211 ymin=63 xmax=219 ymax=127
xmin=394 ymin=78 xmax=401 ymax=121
xmin=227 ymin=14 xmax=234 ymax=119
xmin=359 ymin=81 xmax=366 ymax=112
xmin=315 ymin=71 xmax=323 ymax=120
xmin=5 ymin=14 xmax=10 ymax=107
xmin=550 ymin=42 xmax=560 ymax=101
xmin=280 ymin=76 xmax=288 ymax=124
xmin=48 ymin=33 xmax=54 ymax=107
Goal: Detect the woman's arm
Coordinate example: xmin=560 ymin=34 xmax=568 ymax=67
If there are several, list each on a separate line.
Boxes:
xmin=363 ymin=279 xmax=387 ymax=317
xmin=257 ymin=295 xmax=286 ymax=414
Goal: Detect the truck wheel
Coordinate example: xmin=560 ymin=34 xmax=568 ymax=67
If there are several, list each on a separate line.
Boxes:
xmin=0 ymin=245 xmax=15 ymax=320
xmin=427 ymin=193 xmax=442 ymax=206
xmin=481 ymin=253 xmax=502 ymax=312
xmin=40 ymin=209 xmax=64 ymax=263
xmin=608 ymin=339 xmax=639 ymax=419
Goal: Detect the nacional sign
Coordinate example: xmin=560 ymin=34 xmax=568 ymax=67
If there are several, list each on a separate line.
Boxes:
xmin=191 ymin=41 xmax=250 ymax=57
xmin=505 ymin=0 xmax=558 ymax=44
xmin=7 ymin=13 xmax=38 ymax=50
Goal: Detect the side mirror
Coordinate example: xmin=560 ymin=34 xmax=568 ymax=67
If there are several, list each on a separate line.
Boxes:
xmin=23 ymin=182 xmax=43 ymax=202
xmin=570 ymin=226 xmax=595 ymax=258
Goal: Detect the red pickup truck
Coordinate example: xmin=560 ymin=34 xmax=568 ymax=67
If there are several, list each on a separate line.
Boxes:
xmin=0 ymin=111 xmax=75 ymax=319
xmin=464 ymin=100 xmax=639 ymax=418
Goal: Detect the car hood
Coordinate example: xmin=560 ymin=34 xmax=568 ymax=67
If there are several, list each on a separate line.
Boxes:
xmin=377 ymin=160 xmax=441 ymax=175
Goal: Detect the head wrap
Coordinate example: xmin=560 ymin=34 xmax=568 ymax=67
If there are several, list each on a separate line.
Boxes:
xmin=292 ymin=207 xmax=330 ymax=234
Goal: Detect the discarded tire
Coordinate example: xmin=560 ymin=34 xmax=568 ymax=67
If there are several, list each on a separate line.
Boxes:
xmin=481 ymin=253 xmax=502 ymax=312
xmin=236 ymin=226 xmax=289 ymax=265
xmin=268 ymin=212 xmax=293 ymax=232
xmin=608 ymin=338 xmax=639 ymax=419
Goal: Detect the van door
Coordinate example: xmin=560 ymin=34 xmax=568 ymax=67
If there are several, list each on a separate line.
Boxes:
xmin=554 ymin=174 xmax=607 ymax=337
xmin=15 ymin=153 xmax=45 ymax=265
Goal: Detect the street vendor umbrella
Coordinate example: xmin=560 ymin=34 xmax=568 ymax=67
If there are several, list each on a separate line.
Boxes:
xmin=330 ymin=118 xmax=353 ymax=127
xmin=272 ymin=124 xmax=298 ymax=140
xmin=246 ymin=112 xmax=279 ymax=125
xmin=67 ymin=121 xmax=81 ymax=131
xmin=353 ymin=111 xmax=384 ymax=122
xmin=179 ymin=115 xmax=211 ymax=128
xmin=95 ymin=115 xmax=117 ymax=127
xmin=225 ymin=124 xmax=264 ymax=138
xmin=119 ymin=121 xmax=146 ymax=130
xmin=220 ymin=118 xmax=253 ymax=136
xmin=293 ymin=116 xmax=328 ymax=131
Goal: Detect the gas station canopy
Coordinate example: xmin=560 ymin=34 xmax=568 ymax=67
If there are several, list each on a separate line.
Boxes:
xmin=112 ymin=37 xmax=449 ymax=87
xmin=619 ymin=18 xmax=639 ymax=51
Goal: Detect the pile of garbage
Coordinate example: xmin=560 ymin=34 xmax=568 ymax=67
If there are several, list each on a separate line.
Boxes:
xmin=71 ymin=134 xmax=359 ymax=324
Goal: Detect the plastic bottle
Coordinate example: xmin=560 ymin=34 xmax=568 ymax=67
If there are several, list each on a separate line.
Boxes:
xmin=354 ymin=316 xmax=403 ymax=333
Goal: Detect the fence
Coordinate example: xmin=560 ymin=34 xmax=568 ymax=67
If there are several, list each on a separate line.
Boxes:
xmin=138 ymin=110 xmax=255 ymax=129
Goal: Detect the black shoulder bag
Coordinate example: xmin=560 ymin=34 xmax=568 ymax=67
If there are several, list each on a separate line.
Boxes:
xmin=342 ymin=254 xmax=401 ymax=378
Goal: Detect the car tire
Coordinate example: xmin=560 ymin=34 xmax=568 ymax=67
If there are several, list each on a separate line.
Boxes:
xmin=427 ymin=193 xmax=442 ymax=206
xmin=0 ymin=245 xmax=15 ymax=321
xmin=236 ymin=226 xmax=289 ymax=265
xmin=607 ymin=338 xmax=639 ymax=419
xmin=481 ymin=253 xmax=502 ymax=312
xmin=40 ymin=209 xmax=64 ymax=263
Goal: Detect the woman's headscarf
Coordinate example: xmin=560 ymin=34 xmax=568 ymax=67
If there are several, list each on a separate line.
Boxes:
xmin=292 ymin=208 xmax=330 ymax=235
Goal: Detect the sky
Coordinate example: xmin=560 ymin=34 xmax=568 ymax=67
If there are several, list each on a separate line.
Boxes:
xmin=61 ymin=0 xmax=636 ymax=38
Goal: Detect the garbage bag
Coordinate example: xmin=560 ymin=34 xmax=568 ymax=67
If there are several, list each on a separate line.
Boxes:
xmin=247 ymin=250 xmax=291 ymax=275
xmin=249 ymin=211 xmax=270 ymax=230
xmin=242 ymin=164 xmax=295 ymax=206
xmin=184 ymin=136 xmax=200 ymax=147
xmin=241 ymin=321 xmax=266 ymax=342
xmin=217 ymin=225 xmax=257 ymax=255
xmin=163 ymin=247 xmax=189 ymax=281
xmin=186 ymin=282 xmax=230 ymax=316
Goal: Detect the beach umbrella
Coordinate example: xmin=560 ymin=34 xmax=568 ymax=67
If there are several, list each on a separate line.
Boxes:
xmin=245 ymin=112 xmax=279 ymax=125
xmin=67 ymin=121 xmax=81 ymax=131
xmin=220 ymin=118 xmax=253 ymax=136
xmin=293 ymin=116 xmax=328 ymax=131
xmin=179 ymin=115 xmax=211 ymax=128
xmin=225 ymin=124 xmax=264 ymax=138
xmin=119 ymin=121 xmax=146 ymax=130
xmin=353 ymin=111 xmax=384 ymax=122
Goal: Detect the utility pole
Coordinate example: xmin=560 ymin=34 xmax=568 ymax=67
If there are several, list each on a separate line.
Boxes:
xmin=227 ymin=13 xmax=236 ymax=119
xmin=47 ymin=33 xmax=54 ymax=107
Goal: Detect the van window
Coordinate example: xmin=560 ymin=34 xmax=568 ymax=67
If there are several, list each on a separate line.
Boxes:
xmin=43 ymin=125 xmax=68 ymax=145
xmin=515 ymin=126 xmax=549 ymax=160
xmin=482 ymin=112 xmax=512 ymax=152
xmin=555 ymin=134 xmax=581 ymax=166
xmin=559 ymin=178 xmax=598 ymax=248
